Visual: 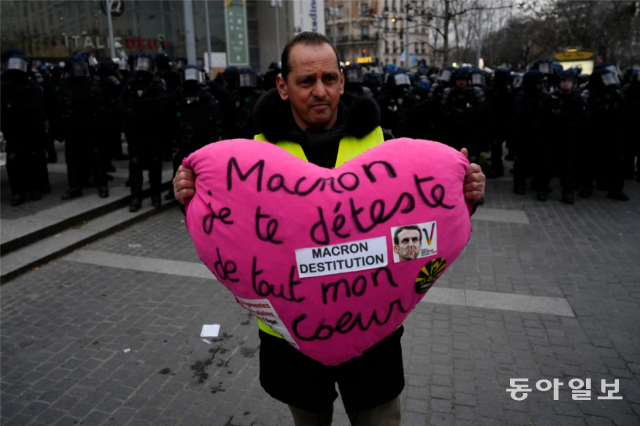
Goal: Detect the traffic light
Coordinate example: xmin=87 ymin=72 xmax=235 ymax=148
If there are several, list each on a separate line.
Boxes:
xmin=362 ymin=49 xmax=367 ymax=56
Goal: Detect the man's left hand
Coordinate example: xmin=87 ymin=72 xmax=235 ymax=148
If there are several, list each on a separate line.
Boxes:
xmin=460 ymin=148 xmax=485 ymax=204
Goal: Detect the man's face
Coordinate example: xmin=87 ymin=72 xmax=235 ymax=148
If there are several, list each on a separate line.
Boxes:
xmin=455 ymin=78 xmax=467 ymax=90
xmin=276 ymin=43 xmax=344 ymax=131
xmin=559 ymin=79 xmax=573 ymax=94
xmin=394 ymin=229 xmax=421 ymax=262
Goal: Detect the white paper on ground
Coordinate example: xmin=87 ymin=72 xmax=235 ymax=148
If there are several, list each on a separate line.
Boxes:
xmin=200 ymin=324 xmax=220 ymax=338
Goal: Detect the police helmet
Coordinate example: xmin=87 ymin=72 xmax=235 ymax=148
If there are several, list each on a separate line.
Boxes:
xmin=134 ymin=52 xmax=156 ymax=75
xmin=470 ymin=70 xmax=486 ymax=87
xmin=72 ymin=50 xmax=97 ymax=68
xmin=437 ymin=66 xmax=455 ymax=83
xmin=633 ymin=70 xmax=640 ymax=83
xmin=389 ymin=70 xmax=410 ymax=88
xmin=222 ymin=66 xmax=239 ymax=90
xmin=453 ymin=67 xmax=471 ymax=81
xmin=65 ymin=54 xmax=90 ymax=78
xmin=175 ymin=56 xmax=188 ymax=70
xmin=127 ymin=53 xmax=139 ymax=71
xmin=532 ymin=59 xmax=553 ymax=75
xmin=590 ymin=68 xmax=618 ymax=88
xmin=418 ymin=75 xmax=431 ymax=91
xmin=345 ymin=64 xmax=364 ymax=84
xmin=1 ymin=48 xmax=25 ymax=72
xmin=183 ymin=65 xmax=207 ymax=84
xmin=493 ymin=66 xmax=511 ymax=80
xmin=155 ymin=53 xmax=172 ymax=70
xmin=269 ymin=61 xmax=281 ymax=71
xmin=523 ymin=70 xmax=546 ymax=90
xmin=98 ymin=59 xmax=118 ymax=77
xmin=238 ymin=67 xmax=257 ymax=88
xmin=595 ymin=62 xmax=621 ymax=85
xmin=558 ymin=70 xmax=577 ymax=89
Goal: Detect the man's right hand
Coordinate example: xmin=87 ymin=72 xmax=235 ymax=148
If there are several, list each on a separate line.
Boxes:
xmin=173 ymin=165 xmax=196 ymax=205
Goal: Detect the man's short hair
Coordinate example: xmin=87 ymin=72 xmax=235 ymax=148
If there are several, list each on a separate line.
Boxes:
xmin=281 ymin=32 xmax=341 ymax=83
xmin=393 ymin=225 xmax=422 ymax=246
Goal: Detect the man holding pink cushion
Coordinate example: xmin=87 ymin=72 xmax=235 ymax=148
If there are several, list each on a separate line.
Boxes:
xmin=173 ymin=32 xmax=485 ymax=426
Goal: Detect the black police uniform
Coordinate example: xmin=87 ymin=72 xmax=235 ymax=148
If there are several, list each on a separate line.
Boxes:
xmin=622 ymin=73 xmax=640 ymax=180
xmin=376 ymin=72 xmax=419 ymax=137
xmin=1 ymin=57 xmax=50 ymax=205
xmin=511 ymin=70 xmax=546 ymax=195
xmin=57 ymin=57 xmax=110 ymax=199
xmin=440 ymin=69 xmax=488 ymax=164
xmin=534 ymin=79 xmax=586 ymax=203
xmin=231 ymin=68 xmax=264 ymax=139
xmin=579 ymin=70 xmax=628 ymax=200
xmin=118 ymin=62 xmax=171 ymax=211
xmin=487 ymin=67 xmax=515 ymax=178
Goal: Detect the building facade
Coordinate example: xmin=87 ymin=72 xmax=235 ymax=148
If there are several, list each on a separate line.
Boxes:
xmin=0 ymin=0 xmax=325 ymax=73
xmin=324 ymin=0 xmax=431 ymax=69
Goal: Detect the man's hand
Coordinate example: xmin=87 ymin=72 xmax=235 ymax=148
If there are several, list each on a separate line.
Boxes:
xmin=173 ymin=165 xmax=196 ymax=205
xmin=460 ymin=148 xmax=485 ymax=204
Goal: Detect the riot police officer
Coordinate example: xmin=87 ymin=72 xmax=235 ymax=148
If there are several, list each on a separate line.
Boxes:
xmin=207 ymin=73 xmax=236 ymax=140
xmin=531 ymin=59 xmax=556 ymax=93
xmin=343 ymin=64 xmax=374 ymax=105
xmin=155 ymin=53 xmax=181 ymax=93
xmin=534 ymin=70 xmax=586 ymax=203
xmin=579 ymin=69 xmax=628 ymax=201
xmin=231 ymin=67 xmax=263 ymax=139
xmin=622 ymin=70 xmax=640 ymax=180
xmin=263 ymin=61 xmax=281 ymax=91
xmin=440 ymin=67 xmax=488 ymax=164
xmin=118 ymin=52 xmax=171 ymax=211
xmin=1 ymin=51 xmax=50 ymax=206
xmin=511 ymin=70 xmax=546 ymax=195
xmin=486 ymin=66 xmax=515 ymax=178
xmin=97 ymin=59 xmax=126 ymax=162
xmin=376 ymin=70 xmax=419 ymax=136
xmin=166 ymin=65 xmax=223 ymax=200
xmin=56 ymin=54 xmax=111 ymax=199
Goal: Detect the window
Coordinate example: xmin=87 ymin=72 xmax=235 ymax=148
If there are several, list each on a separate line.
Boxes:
xmin=337 ymin=5 xmax=344 ymax=18
xmin=384 ymin=0 xmax=389 ymax=12
xmin=385 ymin=17 xmax=389 ymax=29
xmin=415 ymin=42 xmax=418 ymax=52
xmin=360 ymin=3 xmax=369 ymax=17
xmin=385 ymin=40 xmax=389 ymax=54
xmin=393 ymin=58 xmax=397 ymax=65
xmin=325 ymin=8 xmax=330 ymax=22
xmin=422 ymin=42 xmax=426 ymax=54
xmin=361 ymin=25 xmax=370 ymax=40
xmin=338 ymin=26 xmax=346 ymax=41
xmin=392 ymin=41 xmax=396 ymax=53
xmin=392 ymin=0 xmax=396 ymax=12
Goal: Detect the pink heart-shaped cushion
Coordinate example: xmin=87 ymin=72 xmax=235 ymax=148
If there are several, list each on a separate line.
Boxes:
xmin=184 ymin=138 xmax=471 ymax=365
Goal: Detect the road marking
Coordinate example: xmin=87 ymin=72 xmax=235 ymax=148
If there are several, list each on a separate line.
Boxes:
xmin=422 ymin=287 xmax=574 ymax=317
xmin=64 ymin=250 xmax=213 ymax=280
xmin=471 ymin=208 xmax=530 ymax=225
xmin=64 ymin=250 xmax=573 ymax=317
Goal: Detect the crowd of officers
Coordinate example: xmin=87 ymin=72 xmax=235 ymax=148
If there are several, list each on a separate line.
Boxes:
xmin=2 ymin=48 xmax=639 ymax=209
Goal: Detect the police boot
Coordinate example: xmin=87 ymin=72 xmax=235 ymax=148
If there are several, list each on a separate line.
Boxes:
xmin=149 ymin=156 xmax=162 ymax=208
xmin=561 ymin=192 xmax=574 ymax=205
xmin=6 ymin=153 xmax=26 ymax=205
xmin=607 ymin=191 xmax=630 ymax=201
xmin=129 ymin=157 xmax=144 ymax=212
xmin=92 ymin=148 xmax=109 ymax=198
xmin=62 ymin=149 xmax=83 ymax=200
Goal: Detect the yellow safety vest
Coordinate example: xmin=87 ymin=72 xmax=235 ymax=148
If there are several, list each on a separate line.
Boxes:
xmin=253 ymin=126 xmax=385 ymax=338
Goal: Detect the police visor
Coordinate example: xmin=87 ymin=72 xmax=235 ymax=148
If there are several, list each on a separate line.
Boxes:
xmin=6 ymin=57 xmax=28 ymax=73
xmin=393 ymin=73 xmax=410 ymax=87
xmin=438 ymin=69 xmax=452 ymax=83
xmin=238 ymin=73 xmax=257 ymax=87
xmin=69 ymin=61 xmax=90 ymax=77
xmin=471 ymin=73 xmax=485 ymax=87
xmin=538 ymin=62 xmax=552 ymax=74
xmin=601 ymin=72 xmax=618 ymax=87
xmin=184 ymin=68 xmax=206 ymax=84
xmin=345 ymin=69 xmax=364 ymax=84
xmin=134 ymin=57 xmax=155 ymax=74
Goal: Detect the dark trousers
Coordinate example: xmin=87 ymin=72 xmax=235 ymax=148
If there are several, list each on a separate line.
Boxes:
xmin=65 ymin=131 xmax=107 ymax=190
xmin=126 ymin=132 xmax=163 ymax=196
xmin=579 ymin=134 xmax=624 ymax=193
xmin=5 ymin=131 xmax=49 ymax=196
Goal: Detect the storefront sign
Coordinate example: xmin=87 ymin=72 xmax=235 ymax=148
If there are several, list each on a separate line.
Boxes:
xmin=64 ymin=35 xmax=168 ymax=51
xmin=224 ymin=0 xmax=250 ymax=66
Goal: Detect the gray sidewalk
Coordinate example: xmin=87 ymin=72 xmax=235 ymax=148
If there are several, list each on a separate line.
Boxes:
xmin=2 ymin=172 xmax=640 ymax=425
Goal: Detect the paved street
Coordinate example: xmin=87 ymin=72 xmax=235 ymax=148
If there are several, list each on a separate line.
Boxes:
xmin=2 ymin=171 xmax=640 ymax=426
